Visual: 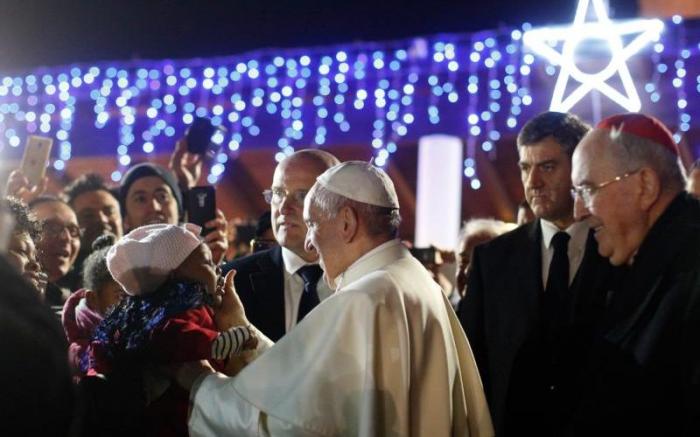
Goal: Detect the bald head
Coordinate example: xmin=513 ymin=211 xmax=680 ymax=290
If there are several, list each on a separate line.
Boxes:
xmin=270 ymin=149 xmax=340 ymax=261
xmin=277 ymin=149 xmax=340 ymax=176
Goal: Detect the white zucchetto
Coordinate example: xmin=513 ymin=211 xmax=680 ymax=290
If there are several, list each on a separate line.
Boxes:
xmin=315 ymin=161 xmax=400 ymax=209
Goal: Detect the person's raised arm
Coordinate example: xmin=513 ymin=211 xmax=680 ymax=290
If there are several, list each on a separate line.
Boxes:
xmin=4 ymin=169 xmax=47 ymax=204
xmin=169 ymin=137 xmax=203 ymax=190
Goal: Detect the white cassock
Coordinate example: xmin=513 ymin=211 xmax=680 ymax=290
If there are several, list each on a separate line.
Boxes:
xmin=189 ymin=239 xmax=494 ymax=437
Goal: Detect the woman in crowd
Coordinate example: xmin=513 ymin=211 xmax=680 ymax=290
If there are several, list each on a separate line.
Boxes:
xmin=5 ymin=197 xmax=48 ymax=296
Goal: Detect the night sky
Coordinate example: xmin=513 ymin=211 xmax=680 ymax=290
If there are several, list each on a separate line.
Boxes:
xmin=0 ymin=0 xmax=638 ymax=71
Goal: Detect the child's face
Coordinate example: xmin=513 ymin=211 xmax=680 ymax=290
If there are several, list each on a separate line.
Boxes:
xmin=173 ymin=243 xmax=219 ymax=296
xmin=95 ymin=280 xmax=126 ymax=315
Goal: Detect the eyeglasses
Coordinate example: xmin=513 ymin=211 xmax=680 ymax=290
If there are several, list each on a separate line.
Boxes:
xmin=262 ymin=188 xmax=308 ymax=206
xmin=570 ymin=169 xmax=640 ymax=208
xmin=42 ymin=220 xmax=82 ymax=239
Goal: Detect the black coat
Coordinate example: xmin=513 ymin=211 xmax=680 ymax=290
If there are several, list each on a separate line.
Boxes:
xmin=458 ymin=220 xmax=616 ymax=436
xmin=571 ymin=193 xmax=700 ymax=436
xmin=222 ymin=246 xmax=286 ymax=342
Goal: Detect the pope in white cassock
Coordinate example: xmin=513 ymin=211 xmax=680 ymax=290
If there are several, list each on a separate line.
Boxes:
xmin=182 ymin=161 xmax=494 ymax=436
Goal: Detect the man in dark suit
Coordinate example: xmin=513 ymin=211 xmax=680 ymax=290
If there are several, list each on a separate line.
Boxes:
xmin=223 ymin=150 xmax=340 ymax=341
xmin=570 ymin=113 xmax=700 ymax=435
xmin=459 ymin=111 xmax=617 ymax=435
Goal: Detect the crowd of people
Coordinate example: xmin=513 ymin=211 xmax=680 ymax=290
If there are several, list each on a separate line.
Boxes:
xmin=1 ymin=110 xmax=699 ymax=436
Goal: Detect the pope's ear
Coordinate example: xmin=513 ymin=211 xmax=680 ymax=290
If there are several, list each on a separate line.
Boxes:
xmin=340 ymin=205 xmax=359 ymax=242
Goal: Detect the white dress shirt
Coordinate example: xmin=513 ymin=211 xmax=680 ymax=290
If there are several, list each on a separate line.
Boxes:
xmin=540 ymin=219 xmax=589 ymax=288
xmin=281 ymin=247 xmax=333 ymax=333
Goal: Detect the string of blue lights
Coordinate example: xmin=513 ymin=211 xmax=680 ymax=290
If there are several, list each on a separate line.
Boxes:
xmin=0 ymin=15 xmax=695 ymax=188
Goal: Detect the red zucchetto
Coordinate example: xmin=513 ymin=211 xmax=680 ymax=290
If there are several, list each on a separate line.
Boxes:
xmin=597 ymin=113 xmax=678 ymax=156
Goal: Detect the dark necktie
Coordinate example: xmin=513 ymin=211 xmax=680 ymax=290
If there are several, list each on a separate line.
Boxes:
xmin=296 ymin=265 xmax=323 ymax=322
xmin=545 ymin=231 xmax=570 ymax=335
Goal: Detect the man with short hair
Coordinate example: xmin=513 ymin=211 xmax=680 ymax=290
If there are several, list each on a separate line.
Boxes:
xmin=222 ymin=149 xmax=340 ymax=341
xmin=119 ymin=162 xmax=228 ymax=264
xmin=64 ymin=173 xmax=123 ymax=247
xmin=686 ymin=158 xmax=700 ymax=198
xmin=459 ymin=111 xmax=616 ymax=435
xmin=29 ymin=196 xmax=82 ymax=306
xmin=120 ymin=163 xmax=183 ymax=230
xmin=570 ymin=113 xmax=700 ymax=434
xmin=63 ymin=173 xmax=123 ymax=288
xmin=180 ymin=161 xmax=493 ymax=436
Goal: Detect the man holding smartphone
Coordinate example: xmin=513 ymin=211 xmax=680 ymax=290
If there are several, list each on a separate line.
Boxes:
xmin=118 ymin=161 xmax=229 ymax=265
xmin=222 ymin=149 xmax=340 ymax=341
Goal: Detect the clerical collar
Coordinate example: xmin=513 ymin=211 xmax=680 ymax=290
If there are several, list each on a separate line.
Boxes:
xmin=281 ymin=247 xmax=318 ymax=275
xmin=540 ymin=219 xmax=588 ymax=249
xmin=332 ymin=239 xmax=404 ymax=290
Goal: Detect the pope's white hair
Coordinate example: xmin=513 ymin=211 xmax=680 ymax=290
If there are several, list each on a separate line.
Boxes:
xmin=308 ymin=183 xmax=401 ymax=238
xmin=603 ymin=126 xmax=686 ymax=193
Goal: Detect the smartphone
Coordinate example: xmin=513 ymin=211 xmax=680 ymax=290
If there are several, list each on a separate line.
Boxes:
xmin=20 ymin=135 xmax=53 ymax=186
xmin=185 ymin=117 xmax=227 ymax=158
xmin=186 ymin=186 xmax=216 ymax=236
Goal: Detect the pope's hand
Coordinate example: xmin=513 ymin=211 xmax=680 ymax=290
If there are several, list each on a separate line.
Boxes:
xmin=214 ymin=270 xmax=250 ymax=331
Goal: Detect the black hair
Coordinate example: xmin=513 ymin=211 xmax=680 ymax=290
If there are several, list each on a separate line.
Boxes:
xmin=82 ymin=234 xmax=116 ymax=293
xmin=63 ymin=173 xmax=117 ymax=206
xmin=5 ymin=197 xmax=41 ymax=240
xmin=517 ymin=111 xmax=591 ymax=156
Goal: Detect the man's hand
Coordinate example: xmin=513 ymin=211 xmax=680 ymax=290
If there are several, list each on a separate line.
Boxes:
xmin=214 ymin=270 xmax=250 ymax=331
xmin=204 ymin=209 xmax=228 ymax=265
xmin=5 ymin=169 xmax=47 ymax=203
xmin=169 ymin=137 xmax=203 ymax=189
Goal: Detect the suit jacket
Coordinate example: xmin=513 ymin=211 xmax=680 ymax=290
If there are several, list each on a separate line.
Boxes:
xmin=571 ymin=193 xmax=700 ymax=436
xmin=458 ymin=219 xmax=615 ymax=436
xmin=223 ymin=246 xmax=286 ymax=342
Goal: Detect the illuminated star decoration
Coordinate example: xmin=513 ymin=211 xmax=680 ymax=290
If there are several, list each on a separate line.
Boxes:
xmin=523 ymin=0 xmax=664 ymax=112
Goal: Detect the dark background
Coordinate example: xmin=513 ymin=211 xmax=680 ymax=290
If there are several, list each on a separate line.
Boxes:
xmin=0 ymin=0 xmax=638 ymax=71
